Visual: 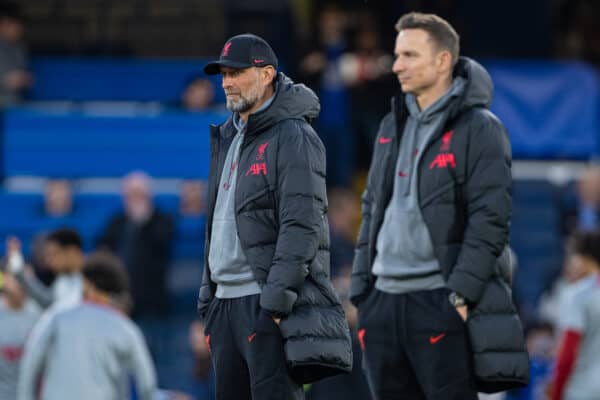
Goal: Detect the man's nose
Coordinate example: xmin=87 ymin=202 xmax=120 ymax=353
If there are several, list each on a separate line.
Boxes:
xmin=222 ymin=75 xmax=232 ymax=89
xmin=392 ymin=59 xmax=405 ymax=74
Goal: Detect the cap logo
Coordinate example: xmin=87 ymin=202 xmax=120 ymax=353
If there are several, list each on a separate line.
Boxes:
xmin=222 ymin=42 xmax=232 ymax=57
xmin=253 ymin=59 xmax=264 ymax=64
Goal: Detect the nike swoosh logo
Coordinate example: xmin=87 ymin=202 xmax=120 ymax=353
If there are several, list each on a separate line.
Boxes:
xmin=253 ymin=59 xmax=265 ymax=64
xmin=248 ymin=332 xmax=257 ymax=343
xmin=429 ymin=333 xmax=446 ymax=344
xmin=358 ymin=328 xmax=366 ymax=351
xmin=379 ymin=137 xmax=392 ymax=144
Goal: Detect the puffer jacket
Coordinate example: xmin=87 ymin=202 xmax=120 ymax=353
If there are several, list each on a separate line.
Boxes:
xmin=351 ymin=57 xmax=529 ymax=392
xmin=198 ymin=73 xmax=352 ymax=383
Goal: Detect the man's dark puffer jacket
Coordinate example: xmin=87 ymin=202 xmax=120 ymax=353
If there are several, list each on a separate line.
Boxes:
xmin=351 ymin=58 xmax=529 ymax=392
xmin=198 ymin=73 xmax=353 ymax=384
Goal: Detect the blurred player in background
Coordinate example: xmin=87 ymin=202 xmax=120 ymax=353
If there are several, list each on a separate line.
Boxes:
xmin=18 ymin=251 xmax=156 ymax=400
xmin=0 ymin=264 xmax=40 ymax=399
xmin=550 ymin=230 xmax=600 ymax=400
xmin=8 ymin=228 xmax=84 ymax=310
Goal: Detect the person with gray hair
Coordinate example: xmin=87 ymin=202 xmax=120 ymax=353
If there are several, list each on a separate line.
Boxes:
xmin=198 ymin=33 xmax=352 ymax=400
xmin=97 ymin=171 xmax=174 ymax=318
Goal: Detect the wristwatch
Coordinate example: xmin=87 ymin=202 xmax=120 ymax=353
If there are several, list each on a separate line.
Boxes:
xmin=448 ymin=291 xmax=466 ymax=308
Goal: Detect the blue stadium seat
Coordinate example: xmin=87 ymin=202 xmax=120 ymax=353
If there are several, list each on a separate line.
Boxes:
xmin=4 ymin=108 xmax=226 ymax=178
xmin=29 ymin=57 xmax=227 ymax=103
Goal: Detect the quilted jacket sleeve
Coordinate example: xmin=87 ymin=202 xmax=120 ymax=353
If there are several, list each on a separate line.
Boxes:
xmin=260 ymin=121 xmax=327 ymax=316
xmin=446 ymin=110 xmax=512 ymax=304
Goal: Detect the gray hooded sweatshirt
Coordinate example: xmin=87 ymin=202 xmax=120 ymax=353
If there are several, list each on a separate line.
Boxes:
xmin=208 ymin=93 xmax=275 ymax=299
xmin=373 ymin=77 xmax=466 ymax=294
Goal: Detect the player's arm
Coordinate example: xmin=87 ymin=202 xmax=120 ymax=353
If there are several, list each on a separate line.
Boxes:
xmin=127 ymin=325 xmax=157 ymax=400
xmin=551 ymin=329 xmax=582 ymax=400
xmin=7 ymin=237 xmax=53 ymax=308
xmin=17 ymin=315 xmax=54 ymax=400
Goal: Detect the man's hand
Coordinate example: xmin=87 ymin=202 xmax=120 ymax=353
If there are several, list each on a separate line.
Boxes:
xmin=6 ymin=236 xmax=24 ymax=274
xmin=456 ymin=305 xmax=468 ymax=322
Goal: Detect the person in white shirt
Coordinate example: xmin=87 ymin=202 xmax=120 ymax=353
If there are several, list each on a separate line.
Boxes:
xmin=8 ymin=228 xmax=84 ymax=310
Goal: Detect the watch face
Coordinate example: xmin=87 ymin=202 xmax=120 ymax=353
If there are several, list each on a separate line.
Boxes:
xmin=449 ymin=292 xmax=464 ymax=307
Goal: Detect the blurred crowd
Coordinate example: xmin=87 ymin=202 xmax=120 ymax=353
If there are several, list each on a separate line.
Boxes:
xmin=2 ymin=1 xmax=600 ymax=400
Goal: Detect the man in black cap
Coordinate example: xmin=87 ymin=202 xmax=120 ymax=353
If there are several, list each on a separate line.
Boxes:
xmin=197 ymin=33 xmax=352 ymax=400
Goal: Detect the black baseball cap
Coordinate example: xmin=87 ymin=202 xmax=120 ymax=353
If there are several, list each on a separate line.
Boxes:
xmin=204 ymin=33 xmax=278 ymax=75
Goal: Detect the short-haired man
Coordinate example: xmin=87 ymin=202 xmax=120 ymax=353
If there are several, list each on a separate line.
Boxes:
xmin=351 ymin=12 xmax=528 ymax=399
xmin=18 ymin=252 xmax=156 ymax=400
xmin=198 ymin=33 xmax=352 ymax=399
xmin=8 ymin=228 xmax=84 ymax=310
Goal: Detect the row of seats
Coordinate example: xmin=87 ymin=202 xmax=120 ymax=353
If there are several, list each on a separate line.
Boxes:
xmin=510 ymin=180 xmax=563 ymax=309
xmin=4 ymin=107 xmax=227 ymax=178
xmin=0 ymin=191 xmax=205 ymax=258
xmin=18 ymin=58 xmax=600 ymax=160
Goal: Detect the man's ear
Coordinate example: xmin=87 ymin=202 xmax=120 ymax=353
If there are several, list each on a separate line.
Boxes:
xmin=262 ymin=66 xmax=276 ymax=86
xmin=437 ymin=50 xmax=453 ymax=74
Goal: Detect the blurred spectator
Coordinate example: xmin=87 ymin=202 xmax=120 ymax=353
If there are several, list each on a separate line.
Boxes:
xmin=97 ymin=171 xmax=174 ymax=318
xmin=555 ymin=0 xmax=600 ymax=66
xmin=0 ymin=267 xmax=40 ymax=400
xmin=0 ymin=2 xmax=32 ymax=108
xmin=8 ymin=229 xmax=83 ymax=310
xmin=43 ymin=179 xmax=73 ymax=217
xmin=298 ymin=4 xmax=354 ymax=187
xmin=328 ymin=188 xmax=358 ymax=280
xmin=561 ymin=165 xmax=600 ymax=235
xmin=26 ymin=233 xmax=56 ymax=287
xmin=17 ymin=251 xmax=156 ymax=400
xmin=550 ymin=230 xmax=600 ymax=400
xmin=184 ymin=320 xmax=215 ymax=400
xmin=179 ymin=180 xmax=206 ymax=217
xmin=339 ymin=22 xmax=396 ymax=169
xmin=539 ymin=239 xmax=597 ymax=334
xmin=181 ymin=77 xmax=216 ymax=112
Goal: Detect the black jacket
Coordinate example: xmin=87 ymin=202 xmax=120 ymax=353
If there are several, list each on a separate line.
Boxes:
xmin=97 ymin=209 xmax=174 ymax=317
xmin=351 ymin=58 xmax=529 ymax=392
xmin=198 ymin=73 xmax=352 ymax=383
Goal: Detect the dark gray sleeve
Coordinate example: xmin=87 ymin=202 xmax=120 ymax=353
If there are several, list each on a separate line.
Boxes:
xmin=446 ymin=112 xmax=512 ymax=304
xmin=259 ymin=123 xmax=326 ymax=316
xmin=127 ymin=325 xmax=157 ymax=400
xmin=14 ymin=270 xmax=54 ymax=308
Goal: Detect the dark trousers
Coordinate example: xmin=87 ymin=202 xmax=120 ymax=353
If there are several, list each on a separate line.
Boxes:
xmin=357 ymin=288 xmax=478 ymax=400
xmin=203 ymin=294 xmax=305 ymax=400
